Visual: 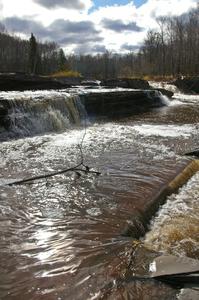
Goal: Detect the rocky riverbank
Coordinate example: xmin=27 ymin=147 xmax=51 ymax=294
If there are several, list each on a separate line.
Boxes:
xmin=0 ymin=73 xmax=71 ymax=91
xmin=0 ymin=74 xmax=173 ymax=98
xmin=101 ymin=78 xmax=173 ymax=98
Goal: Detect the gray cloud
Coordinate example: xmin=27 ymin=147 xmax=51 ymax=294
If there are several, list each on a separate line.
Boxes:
xmin=121 ymin=43 xmax=140 ymax=52
xmin=74 ymin=43 xmax=106 ymax=54
xmin=4 ymin=17 xmax=48 ymax=37
xmin=74 ymin=43 xmax=93 ymax=54
xmin=91 ymin=45 xmax=107 ymax=53
xmin=3 ymin=17 xmax=103 ymax=46
xmin=101 ymin=18 xmax=144 ymax=32
xmin=48 ymin=19 xmax=103 ymax=45
xmin=34 ymin=0 xmax=85 ymax=10
xmin=58 ymin=34 xmax=103 ymax=45
xmin=49 ymin=19 xmax=97 ymax=34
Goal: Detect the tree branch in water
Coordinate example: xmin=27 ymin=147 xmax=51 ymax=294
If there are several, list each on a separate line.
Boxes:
xmin=7 ymin=164 xmax=101 ymax=186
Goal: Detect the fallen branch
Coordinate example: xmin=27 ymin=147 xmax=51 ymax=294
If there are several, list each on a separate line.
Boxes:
xmin=7 ymin=163 xmax=101 ymax=186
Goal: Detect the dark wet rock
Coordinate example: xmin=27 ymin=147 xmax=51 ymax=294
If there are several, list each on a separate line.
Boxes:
xmin=101 ymin=78 xmax=150 ymax=89
xmin=54 ymin=76 xmax=81 ymax=86
xmin=0 ymin=102 xmax=9 ymax=128
xmin=184 ymin=149 xmax=199 ymax=157
xmin=0 ymin=102 xmax=8 ymax=116
xmin=174 ymin=77 xmax=199 ymax=94
xmin=53 ymin=77 xmax=101 ymax=87
xmin=0 ymin=73 xmax=71 ymax=91
xmin=155 ymin=88 xmax=174 ymax=98
xmin=122 ymin=210 xmax=148 ymax=238
xmin=81 ymin=90 xmax=166 ymax=119
xmin=100 ymin=78 xmax=173 ymax=98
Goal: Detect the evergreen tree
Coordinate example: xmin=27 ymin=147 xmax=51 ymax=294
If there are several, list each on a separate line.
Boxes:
xmin=29 ymin=33 xmax=37 ymax=74
xmin=58 ymin=48 xmax=67 ymax=71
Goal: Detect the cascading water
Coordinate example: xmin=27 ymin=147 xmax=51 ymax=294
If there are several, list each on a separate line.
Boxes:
xmin=0 ymin=91 xmax=84 ymax=140
xmin=0 ymin=88 xmax=169 ymax=141
xmin=149 ymin=81 xmax=181 ymax=94
xmin=145 ymin=89 xmax=171 ymax=106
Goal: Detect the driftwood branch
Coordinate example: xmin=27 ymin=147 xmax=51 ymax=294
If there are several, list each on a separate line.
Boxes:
xmin=7 ymin=163 xmax=101 ymax=186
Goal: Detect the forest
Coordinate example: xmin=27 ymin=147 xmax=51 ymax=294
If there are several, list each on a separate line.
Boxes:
xmin=0 ymin=7 xmax=198 ymax=78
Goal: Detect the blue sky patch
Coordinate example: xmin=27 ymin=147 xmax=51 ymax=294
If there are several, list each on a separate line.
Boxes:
xmin=90 ymin=1 xmax=147 ymax=12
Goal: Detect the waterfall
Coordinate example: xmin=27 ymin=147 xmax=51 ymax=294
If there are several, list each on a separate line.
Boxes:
xmin=0 ymin=92 xmax=84 ymax=140
xmin=144 ymin=90 xmax=170 ymax=106
xmin=158 ymin=93 xmax=170 ymax=106
xmin=0 ymin=88 xmax=169 ymax=141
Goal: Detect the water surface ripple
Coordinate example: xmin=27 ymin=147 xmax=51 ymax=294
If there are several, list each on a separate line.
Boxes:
xmin=0 ymin=89 xmax=199 ymax=299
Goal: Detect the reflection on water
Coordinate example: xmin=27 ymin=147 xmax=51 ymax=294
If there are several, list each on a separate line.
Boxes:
xmin=0 ymin=89 xmax=199 ymax=299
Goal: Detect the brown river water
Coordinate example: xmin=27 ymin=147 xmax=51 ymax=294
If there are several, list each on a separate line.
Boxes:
xmin=0 ymin=84 xmax=199 ymax=299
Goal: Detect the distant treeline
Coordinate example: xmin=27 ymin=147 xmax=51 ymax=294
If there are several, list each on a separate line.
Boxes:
xmin=0 ymin=7 xmax=198 ymax=78
xmin=139 ymin=7 xmax=199 ymax=77
xmin=68 ymin=7 xmax=199 ymax=78
xmin=0 ymin=26 xmax=68 ymax=74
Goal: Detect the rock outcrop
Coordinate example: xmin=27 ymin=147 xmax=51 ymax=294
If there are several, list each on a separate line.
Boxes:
xmin=101 ymin=78 xmax=150 ymax=89
xmin=81 ymin=90 xmax=167 ymax=119
xmin=54 ymin=76 xmax=82 ymax=86
xmin=0 ymin=73 xmax=71 ymax=91
xmin=100 ymin=78 xmax=173 ymax=98
xmin=174 ymin=77 xmax=199 ymax=94
xmin=155 ymin=88 xmax=173 ymax=98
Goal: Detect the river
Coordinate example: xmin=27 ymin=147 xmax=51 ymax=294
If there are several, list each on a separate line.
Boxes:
xmin=0 ymin=84 xmax=199 ymax=299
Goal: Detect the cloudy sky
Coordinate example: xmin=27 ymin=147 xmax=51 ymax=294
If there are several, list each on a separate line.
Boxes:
xmin=0 ymin=0 xmax=198 ymax=54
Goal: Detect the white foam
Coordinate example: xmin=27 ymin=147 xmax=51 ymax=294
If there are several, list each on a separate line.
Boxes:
xmin=133 ymin=124 xmax=195 ymax=138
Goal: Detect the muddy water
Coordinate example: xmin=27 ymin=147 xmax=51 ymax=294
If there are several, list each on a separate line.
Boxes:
xmin=0 ymin=88 xmax=199 ymax=299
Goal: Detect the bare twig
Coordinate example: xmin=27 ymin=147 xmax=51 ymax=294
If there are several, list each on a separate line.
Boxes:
xmin=7 ymin=165 xmax=101 ymax=186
